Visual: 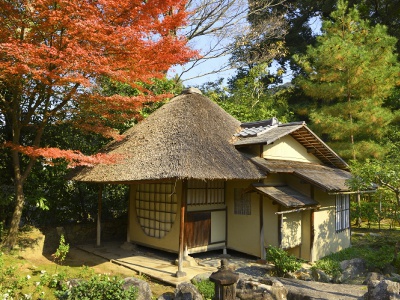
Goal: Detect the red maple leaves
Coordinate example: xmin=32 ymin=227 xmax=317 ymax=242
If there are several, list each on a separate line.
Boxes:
xmin=0 ymin=0 xmax=196 ymax=166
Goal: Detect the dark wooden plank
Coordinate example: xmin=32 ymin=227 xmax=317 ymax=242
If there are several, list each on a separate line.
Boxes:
xmin=185 ymin=212 xmax=211 ymax=248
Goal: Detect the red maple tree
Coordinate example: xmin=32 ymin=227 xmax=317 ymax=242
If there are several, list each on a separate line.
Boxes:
xmin=0 ymin=0 xmax=196 ymax=248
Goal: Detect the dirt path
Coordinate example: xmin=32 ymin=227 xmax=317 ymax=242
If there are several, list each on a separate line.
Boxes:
xmin=278 ymin=278 xmax=367 ymax=300
xmin=12 ymin=227 xmax=371 ymax=299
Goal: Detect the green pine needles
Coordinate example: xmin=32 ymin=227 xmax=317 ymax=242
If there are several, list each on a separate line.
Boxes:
xmin=294 ymin=0 xmax=400 ymax=161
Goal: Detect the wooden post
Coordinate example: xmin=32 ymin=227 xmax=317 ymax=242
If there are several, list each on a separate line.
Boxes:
xmin=176 ymin=180 xmax=187 ymax=277
xmin=127 ymin=185 xmax=131 ymax=243
xmin=97 ymin=185 xmax=103 ymax=247
xmin=278 ymin=207 xmax=283 ymax=248
xmin=310 ymin=186 xmax=315 ymax=260
xmin=259 ymin=194 xmax=265 ymax=259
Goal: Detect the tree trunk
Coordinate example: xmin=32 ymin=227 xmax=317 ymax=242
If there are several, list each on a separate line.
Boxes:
xmin=3 ymin=179 xmax=25 ymax=249
xmin=355 ymin=193 xmax=362 ymax=227
xmin=3 ymin=143 xmax=31 ymax=249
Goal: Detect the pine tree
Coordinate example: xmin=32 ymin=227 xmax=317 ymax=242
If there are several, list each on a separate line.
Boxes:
xmin=294 ymin=0 xmax=399 ymax=161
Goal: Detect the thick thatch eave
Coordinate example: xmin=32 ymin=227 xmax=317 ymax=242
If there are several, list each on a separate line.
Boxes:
xmin=71 ymin=91 xmax=265 ymax=183
xmin=250 ymin=158 xmax=351 ymax=192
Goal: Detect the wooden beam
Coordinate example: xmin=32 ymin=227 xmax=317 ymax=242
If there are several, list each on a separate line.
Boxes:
xmin=275 ymin=206 xmax=320 ymax=215
xmin=176 ymin=180 xmax=187 ymax=278
xmin=97 ymin=185 xmax=103 ymax=247
xmin=127 ymin=185 xmax=131 ymax=243
xmin=278 ymin=208 xmax=282 ymax=248
xmin=306 ymin=148 xmax=316 ymax=154
xmin=259 ymin=194 xmax=265 ymax=259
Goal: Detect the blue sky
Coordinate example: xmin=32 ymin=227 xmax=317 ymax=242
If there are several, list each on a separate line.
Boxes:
xmin=170 ymin=56 xmax=234 ymax=88
xmin=168 ymin=13 xmax=321 ymax=88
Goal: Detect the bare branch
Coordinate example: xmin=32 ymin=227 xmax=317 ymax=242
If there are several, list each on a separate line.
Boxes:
xmin=178 ymin=0 xmax=288 ymax=82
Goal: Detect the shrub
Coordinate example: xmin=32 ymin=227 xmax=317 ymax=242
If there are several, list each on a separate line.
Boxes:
xmin=363 ymin=245 xmax=394 ymax=269
xmin=312 ymin=258 xmax=341 ymax=277
xmin=315 ymin=241 xmax=395 ymax=275
xmin=266 ymin=245 xmax=302 ymax=276
xmin=52 ymin=235 xmax=69 ymax=266
xmin=393 ymin=253 xmax=400 ymax=273
xmin=55 ymin=275 xmax=138 ymax=300
xmin=193 ymin=279 xmax=215 ymax=300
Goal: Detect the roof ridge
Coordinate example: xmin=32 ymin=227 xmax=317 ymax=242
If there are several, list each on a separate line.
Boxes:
xmin=278 ymin=121 xmax=306 ymax=127
xmin=240 ymin=117 xmax=280 ymax=128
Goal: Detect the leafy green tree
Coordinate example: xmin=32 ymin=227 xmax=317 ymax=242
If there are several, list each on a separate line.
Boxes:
xmin=294 ymin=0 xmax=399 ymax=160
xmin=202 ymin=64 xmax=293 ymax=123
xmin=348 ymin=158 xmax=400 ymax=207
xmin=245 ymin=0 xmax=400 ymax=73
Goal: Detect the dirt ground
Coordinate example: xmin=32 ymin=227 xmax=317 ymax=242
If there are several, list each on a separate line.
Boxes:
xmin=13 ymin=227 xmax=175 ymax=298
xmin=6 ymin=226 xmax=373 ymax=299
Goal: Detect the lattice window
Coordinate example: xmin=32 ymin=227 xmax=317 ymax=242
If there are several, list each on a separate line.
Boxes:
xmin=336 ymin=194 xmax=350 ymax=232
xmin=135 ymin=183 xmax=177 ymax=239
xmin=187 ymin=180 xmax=225 ymax=205
xmin=234 ymin=188 xmax=251 ymax=215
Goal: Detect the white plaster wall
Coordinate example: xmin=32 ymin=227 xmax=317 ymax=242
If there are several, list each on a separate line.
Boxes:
xmin=128 ymin=182 xmax=181 ymax=253
xmin=301 ymin=210 xmax=312 ymax=261
xmin=226 ymin=180 xmax=261 ymax=257
xmin=263 ymin=198 xmax=279 ymax=248
xmin=312 ymin=189 xmax=351 ymax=261
xmin=263 ymin=135 xmax=322 ymax=163
xmin=281 ymin=212 xmax=302 ymax=249
xmin=211 ymin=210 xmax=226 ymax=243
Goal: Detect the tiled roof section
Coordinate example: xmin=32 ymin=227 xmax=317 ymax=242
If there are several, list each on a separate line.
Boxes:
xmin=234 ymin=122 xmax=305 ymax=146
xmin=234 ymin=117 xmax=280 ymax=138
xmin=234 ymin=125 xmax=277 ymax=137
xmin=250 ymin=158 xmax=351 ymax=192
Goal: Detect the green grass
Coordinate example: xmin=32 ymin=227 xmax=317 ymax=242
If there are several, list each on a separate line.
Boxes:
xmin=0 ymin=251 xmax=100 ymax=300
xmin=352 ymin=219 xmax=400 ymax=232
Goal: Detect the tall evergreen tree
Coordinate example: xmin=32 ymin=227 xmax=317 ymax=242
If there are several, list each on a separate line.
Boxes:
xmin=294 ymin=0 xmax=399 ymax=161
xmin=244 ymin=0 xmax=400 ymax=73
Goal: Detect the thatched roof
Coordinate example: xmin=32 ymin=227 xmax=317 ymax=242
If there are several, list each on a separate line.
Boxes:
xmin=71 ymin=90 xmax=265 ymax=183
xmin=234 ymin=121 xmax=349 ymax=170
xmin=254 ymin=185 xmax=319 ymax=208
xmin=250 ymin=158 xmax=351 ymax=192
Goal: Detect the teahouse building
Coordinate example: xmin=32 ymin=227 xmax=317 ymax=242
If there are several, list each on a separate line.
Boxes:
xmin=72 ymin=88 xmax=354 ymax=273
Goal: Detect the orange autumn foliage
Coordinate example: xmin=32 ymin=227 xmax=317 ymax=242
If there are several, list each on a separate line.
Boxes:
xmin=0 ymin=0 xmax=195 ymax=165
xmin=4 ymin=142 xmax=122 ymax=167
